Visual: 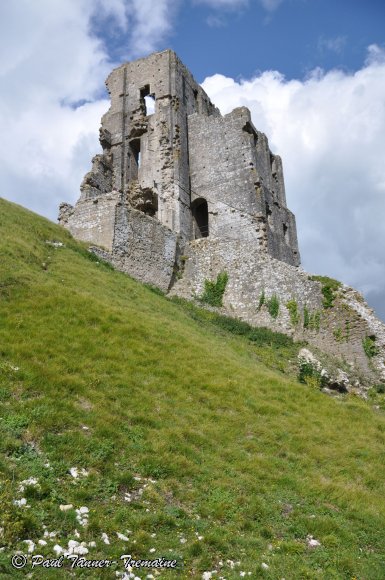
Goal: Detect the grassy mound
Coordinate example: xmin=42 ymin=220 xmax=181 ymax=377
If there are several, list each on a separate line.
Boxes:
xmin=1 ymin=198 xmax=385 ymax=578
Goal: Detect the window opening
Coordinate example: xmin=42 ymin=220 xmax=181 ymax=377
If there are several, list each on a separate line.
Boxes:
xmin=191 ymin=198 xmax=209 ymax=238
xmin=265 ymin=202 xmax=273 ymax=227
xmin=182 ymin=76 xmax=187 ymax=105
xmin=140 ymin=85 xmax=155 ymax=115
xmin=128 ymin=139 xmax=141 ymax=180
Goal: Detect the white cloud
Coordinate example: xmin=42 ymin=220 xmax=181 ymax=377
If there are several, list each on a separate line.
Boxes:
xmin=0 ymin=0 xmax=178 ymax=218
xmin=258 ymin=0 xmax=284 ymax=12
xmin=318 ymin=35 xmax=347 ymax=54
xmin=202 ymin=46 xmax=385 ymax=319
xmin=125 ymin=0 xmax=179 ymax=57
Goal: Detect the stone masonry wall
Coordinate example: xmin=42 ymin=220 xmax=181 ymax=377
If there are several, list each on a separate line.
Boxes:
xmin=188 ymin=107 xmax=300 ymax=266
xmin=59 ymin=49 xmax=385 ymax=388
xmin=170 ymin=238 xmax=385 ymax=385
xmin=59 ymin=192 xmax=121 ymax=251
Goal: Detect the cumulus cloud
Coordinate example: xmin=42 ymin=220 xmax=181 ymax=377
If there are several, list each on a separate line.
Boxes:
xmin=125 ymin=0 xmax=179 ymax=57
xmin=202 ymin=46 xmax=385 ymax=318
xmin=0 ymin=0 xmax=177 ymax=218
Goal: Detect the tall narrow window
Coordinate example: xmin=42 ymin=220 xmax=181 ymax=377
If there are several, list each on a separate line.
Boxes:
xmin=191 ymin=198 xmax=209 ymax=238
xmin=140 ymin=85 xmax=155 ymax=115
xmin=128 ymin=139 xmax=141 ymax=180
xmin=182 ymin=76 xmax=187 ymax=105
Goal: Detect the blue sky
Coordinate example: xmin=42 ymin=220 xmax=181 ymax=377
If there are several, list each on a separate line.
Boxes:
xmin=95 ymin=0 xmax=385 ymax=82
xmin=1 ymin=0 xmax=385 ymax=319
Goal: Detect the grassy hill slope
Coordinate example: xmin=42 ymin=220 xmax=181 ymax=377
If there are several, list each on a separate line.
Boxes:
xmin=1 ymin=197 xmax=385 ymax=579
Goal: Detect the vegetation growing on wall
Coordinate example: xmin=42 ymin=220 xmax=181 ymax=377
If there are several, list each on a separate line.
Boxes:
xmin=310 ymin=275 xmax=342 ymax=309
xmin=267 ymin=294 xmax=280 ymax=319
xmin=363 ymin=335 xmax=379 ymax=358
xmin=200 ymin=271 xmax=228 ymax=307
xmin=303 ymin=307 xmax=321 ymax=331
xmin=257 ymin=289 xmax=265 ymax=311
xmin=286 ymin=299 xmax=299 ymax=326
xmin=333 ymin=320 xmax=351 ymax=343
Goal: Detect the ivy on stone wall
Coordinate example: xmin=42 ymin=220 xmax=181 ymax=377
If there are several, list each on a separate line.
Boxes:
xmin=310 ymin=275 xmax=342 ymax=309
xmin=303 ymin=307 xmax=321 ymax=331
xmin=363 ymin=335 xmax=379 ymax=358
xmin=257 ymin=292 xmax=280 ymax=319
xmin=267 ymin=294 xmax=280 ymax=319
xmin=257 ymin=290 xmax=265 ymax=311
xmin=200 ymin=272 xmax=229 ymax=307
xmin=286 ymin=299 xmax=299 ymax=326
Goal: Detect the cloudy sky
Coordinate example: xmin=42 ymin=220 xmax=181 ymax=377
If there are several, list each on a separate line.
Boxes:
xmin=1 ymin=0 xmax=385 ymax=319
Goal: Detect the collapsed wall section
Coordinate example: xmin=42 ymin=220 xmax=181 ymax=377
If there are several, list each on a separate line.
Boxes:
xmin=58 ymin=192 xmax=120 ymax=251
xmin=92 ymin=203 xmax=178 ymax=292
xmin=188 ymin=107 xmax=300 ymax=266
xmin=170 ymin=238 xmax=385 ymax=386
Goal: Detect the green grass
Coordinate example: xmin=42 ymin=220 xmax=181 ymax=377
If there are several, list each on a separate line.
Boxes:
xmin=1 ymin=197 xmax=385 ymax=578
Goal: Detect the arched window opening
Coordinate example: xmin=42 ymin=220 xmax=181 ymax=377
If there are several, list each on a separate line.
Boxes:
xmin=192 ymin=198 xmax=209 ymax=238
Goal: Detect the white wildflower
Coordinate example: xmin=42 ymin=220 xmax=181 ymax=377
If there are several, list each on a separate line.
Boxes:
xmin=13 ymin=498 xmax=27 ymax=507
xmin=261 ymin=562 xmax=269 ymax=570
xmin=19 ymin=478 xmax=39 ymax=492
xmin=101 ymin=532 xmax=110 ymax=544
xmin=59 ymin=504 xmax=73 ymax=511
xmin=23 ymin=540 xmax=35 ymax=553
xmin=74 ymin=544 xmax=88 ymax=555
xmin=75 ymin=506 xmax=89 ymax=527
xmin=307 ymin=535 xmax=321 ymax=548
xmin=67 ymin=540 xmax=79 ymax=553
xmin=117 ymin=532 xmax=130 ymax=541
xmin=53 ymin=544 xmax=63 ymax=555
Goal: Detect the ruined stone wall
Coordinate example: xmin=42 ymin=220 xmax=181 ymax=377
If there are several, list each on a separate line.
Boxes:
xmin=100 ymin=50 xmax=219 ymax=243
xmin=58 ymin=49 xmax=385 ymax=389
xmin=170 ymin=238 xmax=385 ymax=385
xmin=59 ymin=192 xmax=121 ymax=251
xmin=188 ymin=107 xmax=300 ymax=265
xmin=92 ymin=203 xmax=178 ymax=292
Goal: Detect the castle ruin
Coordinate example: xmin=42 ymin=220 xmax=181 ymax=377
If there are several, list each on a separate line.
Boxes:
xmin=60 ymin=50 xmax=385 ymax=391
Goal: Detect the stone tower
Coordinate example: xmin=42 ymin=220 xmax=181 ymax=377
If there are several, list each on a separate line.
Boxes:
xmin=59 ymin=49 xmax=385 ymax=390
xmin=60 ymin=49 xmax=300 ymax=290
